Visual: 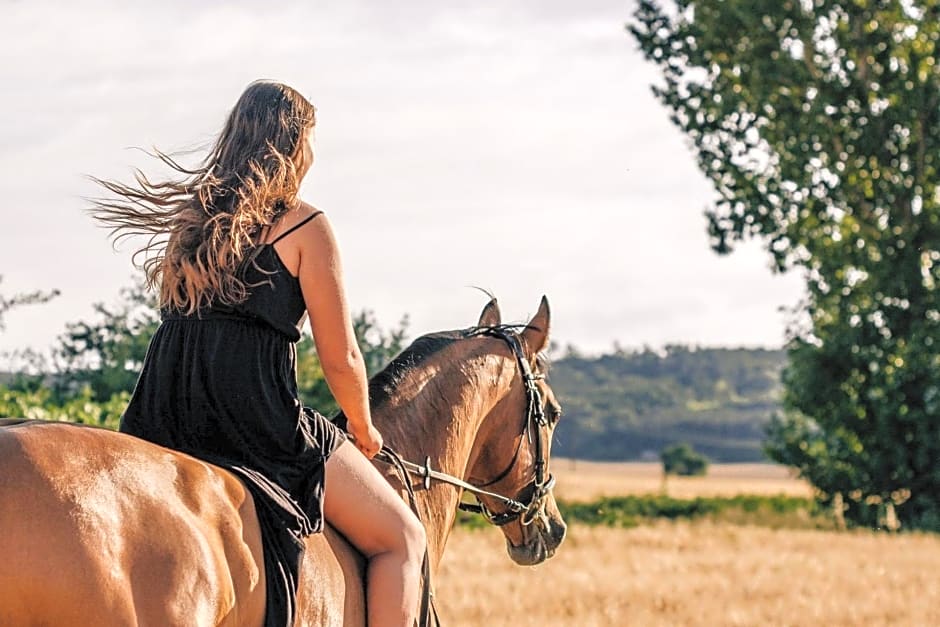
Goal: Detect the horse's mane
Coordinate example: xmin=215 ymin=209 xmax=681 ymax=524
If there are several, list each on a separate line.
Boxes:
xmin=367 ymin=330 xmax=468 ymax=408
xmin=331 ymin=323 xmax=548 ymax=425
xmin=367 ymin=323 xmax=550 ymax=407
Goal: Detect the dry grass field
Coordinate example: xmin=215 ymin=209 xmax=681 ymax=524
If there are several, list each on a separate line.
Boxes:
xmin=435 ymin=463 xmax=939 ymax=626
xmin=552 ymin=459 xmax=814 ymax=501
xmin=436 ymin=522 xmax=940 ymax=627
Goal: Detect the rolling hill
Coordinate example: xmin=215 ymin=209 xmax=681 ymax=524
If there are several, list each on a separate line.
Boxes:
xmin=548 ymin=346 xmax=787 ymax=462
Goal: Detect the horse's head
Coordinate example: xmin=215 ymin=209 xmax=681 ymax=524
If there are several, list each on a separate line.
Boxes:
xmin=465 ymin=296 xmax=567 ymax=566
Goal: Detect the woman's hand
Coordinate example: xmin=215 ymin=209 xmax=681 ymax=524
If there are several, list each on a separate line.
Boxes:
xmin=349 ymin=422 xmax=384 ymax=459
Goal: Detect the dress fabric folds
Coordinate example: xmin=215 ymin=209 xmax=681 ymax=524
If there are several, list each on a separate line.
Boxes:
xmin=121 ymin=229 xmax=345 ymax=627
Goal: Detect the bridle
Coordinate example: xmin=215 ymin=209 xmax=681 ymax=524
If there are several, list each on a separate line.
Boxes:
xmin=457 ymin=327 xmax=556 ymax=527
xmin=375 ymin=325 xmax=557 ymax=528
xmin=371 ymin=325 xmax=557 ymax=627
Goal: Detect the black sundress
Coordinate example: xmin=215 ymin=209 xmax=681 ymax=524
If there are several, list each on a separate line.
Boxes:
xmin=121 ymin=210 xmax=346 ymax=627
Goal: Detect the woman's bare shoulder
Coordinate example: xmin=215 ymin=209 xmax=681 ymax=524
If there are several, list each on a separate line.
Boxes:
xmin=296 ymin=199 xmax=323 ymax=218
xmin=295 ymin=201 xmax=334 ymax=237
xmin=266 ymin=201 xmax=328 ymax=241
xmin=293 ymin=201 xmax=339 ymax=255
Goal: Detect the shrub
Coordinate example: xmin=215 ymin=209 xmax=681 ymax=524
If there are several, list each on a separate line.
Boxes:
xmin=661 ymin=442 xmax=709 ymax=476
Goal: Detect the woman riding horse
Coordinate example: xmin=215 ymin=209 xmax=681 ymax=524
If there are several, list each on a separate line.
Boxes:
xmin=89 ymin=80 xmax=425 ymax=627
xmin=0 ymin=297 xmax=566 ymax=626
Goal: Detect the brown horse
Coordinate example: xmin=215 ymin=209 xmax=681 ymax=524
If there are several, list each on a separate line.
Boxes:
xmin=0 ymin=297 xmax=566 ymax=626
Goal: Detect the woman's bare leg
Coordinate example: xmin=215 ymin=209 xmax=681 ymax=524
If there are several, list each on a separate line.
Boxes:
xmin=324 ymin=441 xmax=426 ymax=627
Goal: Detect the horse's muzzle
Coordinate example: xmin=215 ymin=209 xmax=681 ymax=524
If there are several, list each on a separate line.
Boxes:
xmin=506 ymin=510 xmax=567 ymax=565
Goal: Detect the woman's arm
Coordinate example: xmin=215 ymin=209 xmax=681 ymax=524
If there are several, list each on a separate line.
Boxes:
xmin=293 ymin=209 xmax=383 ymax=458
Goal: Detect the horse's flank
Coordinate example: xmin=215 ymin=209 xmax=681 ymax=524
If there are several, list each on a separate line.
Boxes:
xmin=0 ymin=420 xmax=267 ymax=626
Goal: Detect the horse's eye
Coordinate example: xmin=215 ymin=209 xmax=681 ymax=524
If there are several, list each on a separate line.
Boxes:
xmin=548 ymin=405 xmax=562 ymax=424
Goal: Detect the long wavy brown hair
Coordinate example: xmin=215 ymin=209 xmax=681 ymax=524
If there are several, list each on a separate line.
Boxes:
xmin=90 ymin=80 xmax=316 ymax=314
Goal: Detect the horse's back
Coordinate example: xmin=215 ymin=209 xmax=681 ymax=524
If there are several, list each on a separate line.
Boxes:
xmin=0 ymin=420 xmax=266 ymax=627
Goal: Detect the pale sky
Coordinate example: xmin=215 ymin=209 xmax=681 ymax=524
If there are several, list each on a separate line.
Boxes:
xmin=0 ymin=0 xmax=804 ymax=360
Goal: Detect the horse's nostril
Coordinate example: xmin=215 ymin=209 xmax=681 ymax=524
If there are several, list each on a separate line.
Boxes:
xmin=545 ymin=520 xmax=567 ymax=550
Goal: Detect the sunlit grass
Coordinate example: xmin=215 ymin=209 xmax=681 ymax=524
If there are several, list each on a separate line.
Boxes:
xmin=437 ymin=462 xmax=937 ymax=626
xmin=437 ymin=522 xmax=940 ymax=627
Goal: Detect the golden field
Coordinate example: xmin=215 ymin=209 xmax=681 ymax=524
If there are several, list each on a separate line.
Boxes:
xmin=551 ymin=459 xmax=814 ymax=501
xmin=435 ymin=463 xmax=940 ymax=627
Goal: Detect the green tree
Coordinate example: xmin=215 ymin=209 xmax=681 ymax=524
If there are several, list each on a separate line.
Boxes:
xmin=661 ymin=442 xmax=710 ymax=476
xmin=52 ymin=281 xmax=159 ymax=401
xmin=0 ymin=275 xmax=58 ymax=330
xmin=296 ymin=310 xmax=409 ymax=414
xmin=354 ymin=310 xmax=410 ymax=377
xmin=0 ymin=386 xmax=126 ymax=430
xmin=632 ymin=1 xmax=940 ymax=528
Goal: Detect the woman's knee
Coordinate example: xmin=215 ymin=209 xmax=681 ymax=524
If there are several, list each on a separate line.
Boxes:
xmin=323 ymin=443 xmax=426 ymax=561
xmin=400 ymin=509 xmax=427 ymax=562
xmin=369 ymin=506 xmax=425 ymax=563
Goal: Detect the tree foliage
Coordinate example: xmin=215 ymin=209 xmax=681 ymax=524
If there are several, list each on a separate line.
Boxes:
xmin=0 ymin=386 xmax=125 ymax=430
xmin=0 ymin=275 xmax=59 ymax=331
xmin=661 ymin=442 xmax=710 ymax=476
xmin=296 ymin=310 xmax=409 ymax=414
xmin=52 ymin=281 xmax=159 ymax=402
xmin=632 ymin=1 xmax=940 ymax=529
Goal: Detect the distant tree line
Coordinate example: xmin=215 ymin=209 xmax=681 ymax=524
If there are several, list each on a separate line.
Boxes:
xmin=0 ymin=281 xmax=408 ymax=424
xmin=551 ymin=345 xmax=787 ymax=463
xmin=2 ymin=280 xmax=789 ymax=465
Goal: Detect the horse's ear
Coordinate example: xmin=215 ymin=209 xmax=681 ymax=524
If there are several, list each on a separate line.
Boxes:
xmin=478 ymin=298 xmax=501 ymax=327
xmin=522 ymin=296 xmax=550 ymax=357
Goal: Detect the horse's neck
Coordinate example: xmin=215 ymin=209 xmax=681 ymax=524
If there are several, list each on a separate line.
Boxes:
xmin=372 ymin=345 xmax=513 ymax=570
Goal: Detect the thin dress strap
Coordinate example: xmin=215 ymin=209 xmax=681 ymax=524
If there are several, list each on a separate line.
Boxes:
xmin=269 ymin=211 xmax=324 ymax=245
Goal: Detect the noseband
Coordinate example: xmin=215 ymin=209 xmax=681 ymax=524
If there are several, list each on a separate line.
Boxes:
xmin=375 ymin=326 xmax=556 ymax=528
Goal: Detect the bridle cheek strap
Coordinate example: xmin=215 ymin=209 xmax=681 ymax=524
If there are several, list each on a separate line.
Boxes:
xmin=455 ymin=327 xmax=555 ymax=527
